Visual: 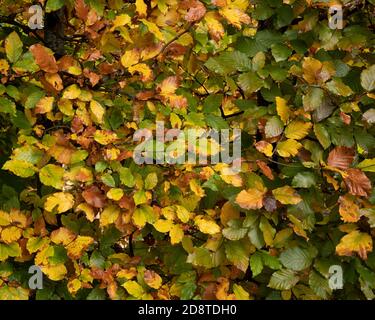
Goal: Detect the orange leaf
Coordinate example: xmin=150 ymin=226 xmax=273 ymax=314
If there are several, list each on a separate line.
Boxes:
xmin=344 ymin=168 xmax=372 ymax=197
xmin=30 ymin=44 xmax=58 ymax=73
xmin=327 ymin=146 xmax=354 ymax=170
xmin=338 ymin=194 xmax=360 ymax=223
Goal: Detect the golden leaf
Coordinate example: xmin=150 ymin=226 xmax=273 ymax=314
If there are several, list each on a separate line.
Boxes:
xmin=285 ymin=121 xmax=312 ymax=140
xmin=272 ymin=186 xmax=302 ymax=205
xmin=276 ymin=139 xmax=302 ymax=157
xmin=276 ymin=97 xmax=291 ymax=125
xmin=194 ymin=215 xmax=221 ymax=235
xmin=336 ymin=230 xmax=373 ymax=260
xmin=44 ymin=192 xmax=74 ymax=214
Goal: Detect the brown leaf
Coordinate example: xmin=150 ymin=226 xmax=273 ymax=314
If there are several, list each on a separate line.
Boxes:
xmin=327 ymin=146 xmax=354 ymax=170
xmin=30 ymin=44 xmax=58 ymax=73
xmin=263 ymin=196 xmax=277 ymax=212
xmin=256 ymin=160 xmax=274 ymax=180
xmin=185 ymin=1 xmax=207 ymax=22
xmin=75 ymin=0 xmax=89 ymax=20
xmin=212 ymin=0 xmax=227 ymax=7
xmin=340 ymin=112 xmax=351 ymax=125
xmin=82 ymin=186 xmax=107 ymax=208
xmin=83 ymin=68 xmax=101 ymax=87
xmin=344 ymin=168 xmax=372 ymax=197
xmin=338 ymin=194 xmax=361 ymax=222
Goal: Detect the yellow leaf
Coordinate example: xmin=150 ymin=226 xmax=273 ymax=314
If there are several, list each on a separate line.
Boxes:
xmin=51 ymin=227 xmax=76 ymax=246
xmin=338 ymin=195 xmax=360 ymax=223
xmin=120 ymin=49 xmax=140 ymax=68
xmin=117 ymin=268 xmax=137 ymax=280
xmin=68 ymin=279 xmax=82 ymax=295
xmin=44 ymin=192 xmax=74 ymax=213
xmin=66 ymin=236 xmax=94 ymax=259
xmin=93 ymin=130 xmax=118 ymax=145
xmin=170 ymin=224 xmax=184 ymax=244
xmin=272 ymin=186 xmax=302 ymax=205
xmin=175 ymin=205 xmax=190 ymax=223
xmin=106 ymin=188 xmax=124 ymax=201
xmin=128 ymin=63 xmax=153 ymax=82
xmin=62 ymin=84 xmax=81 ymax=100
xmin=285 ymin=121 xmax=312 ymax=140
xmin=219 ymin=7 xmax=250 ymax=29
xmin=336 ymin=230 xmax=373 ymax=260
xmin=76 ymin=203 xmax=95 ymax=222
xmin=276 ymin=139 xmax=302 ymax=157
xmin=153 ymin=219 xmax=173 ymax=233
xmin=135 ymin=0 xmax=147 ymax=17
xmin=235 ymin=183 xmax=267 ymax=210
xmin=35 ymin=97 xmax=54 ymax=114
xmin=233 ymin=283 xmax=250 ymax=300
xmin=100 ymin=205 xmax=120 ymax=227
xmin=276 ymin=97 xmax=290 ymax=125
xmin=140 ymin=19 xmax=164 ymax=41
xmin=8 ymin=212 xmax=26 ymax=231
xmin=89 ymin=100 xmax=105 ymax=124
xmin=204 ymin=11 xmax=225 ymax=41
xmin=144 ymin=270 xmax=162 ymax=289
xmin=123 ymin=280 xmax=145 ymax=298
xmin=0 ymin=211 xmax=11 ymax=227
xmin=110 ymin=14 xmax=131 ymax=31
xmin=259 ymin=216 xmax=275 ymax=246
xmin=220 ymin=201 xmax=240 ymax=226
xmin=194 ymin=215 xmax=221 ymax=235
xmin=302 ymin=57 xmax=334 ymax=84
xmin=255 ymin=141 xmax=273 ymax=157
xmin=1 ymin=226 xmax=22 ymax=244
xmin=41 ymin=264 xmax=67 ymax=281
xmin=189 ymin=179 xmax=205 ymax=197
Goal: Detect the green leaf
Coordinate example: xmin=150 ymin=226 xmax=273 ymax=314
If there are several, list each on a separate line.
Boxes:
xmin=0 ymin=97 xmax=16 ymax=115
xmin=203 ymin=94 xmax=223 ymax=114
xmin=205 ymin=51 xmax=251 ymax=75
xmin=265 ymin=116 xmax=284 ymax=138
xmin=119 ymin=167 xmax=135 ymax=187
xmin=5 ymin=32 xmax=23 ymax=63
xmin=224 ymin=240 xmax=249 ymax=272
xmin=205 ymin=114 xmax=229 ymax=130
xmin=271 ymin=44 xmax=292 ymax=62
xmin=133 ymin=205 xmax=156 ymax=227
xmin=309 ymin=270 xmax=331 ymax=299
xmin=12 ymin=52 xmax=39 ymax=73
xmin=279 ymin=247 xmax=312 ymax=271
xmin=292 ymin=172 xmax=317 ymax=188
xmin=268 ymin=269 xmax=299 ymax=290
xmin=238 ymin=71 xmax=264 ymax=95
xmin=357 ymin=158 xmax=375 ymax=172
xmin=250 ymin=252 xmax=263 ymax=277
xmin=303 ymin=88 xmax=324 ymax=111
xmin=39 ymin=164 xmax=65 ymax=189
xmin=361 ymin=65 xmax=375 ymax=91
xmin=46 ymin=0 xmax=66 ymax=12
xmin=145 ymin=172 xmax=158 ymax=190
xmin=101 ymin=172 xmax=116 ymax=187
xmin=314 ymin=123 xmax=331 ymax=149
xmin=2 ymin=160 xmax=37 ymax=178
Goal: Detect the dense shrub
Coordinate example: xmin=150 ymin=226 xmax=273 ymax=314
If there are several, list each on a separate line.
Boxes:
xmin=0 ymin=0 xmax=374 ymax=300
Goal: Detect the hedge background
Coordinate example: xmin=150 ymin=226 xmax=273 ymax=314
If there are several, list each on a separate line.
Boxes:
xmin=0 ymin=0 xmax=374 ymax=300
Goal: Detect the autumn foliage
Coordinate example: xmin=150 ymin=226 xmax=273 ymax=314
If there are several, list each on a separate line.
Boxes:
xmin=0 ymin=0 xmax=375 ymax=300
